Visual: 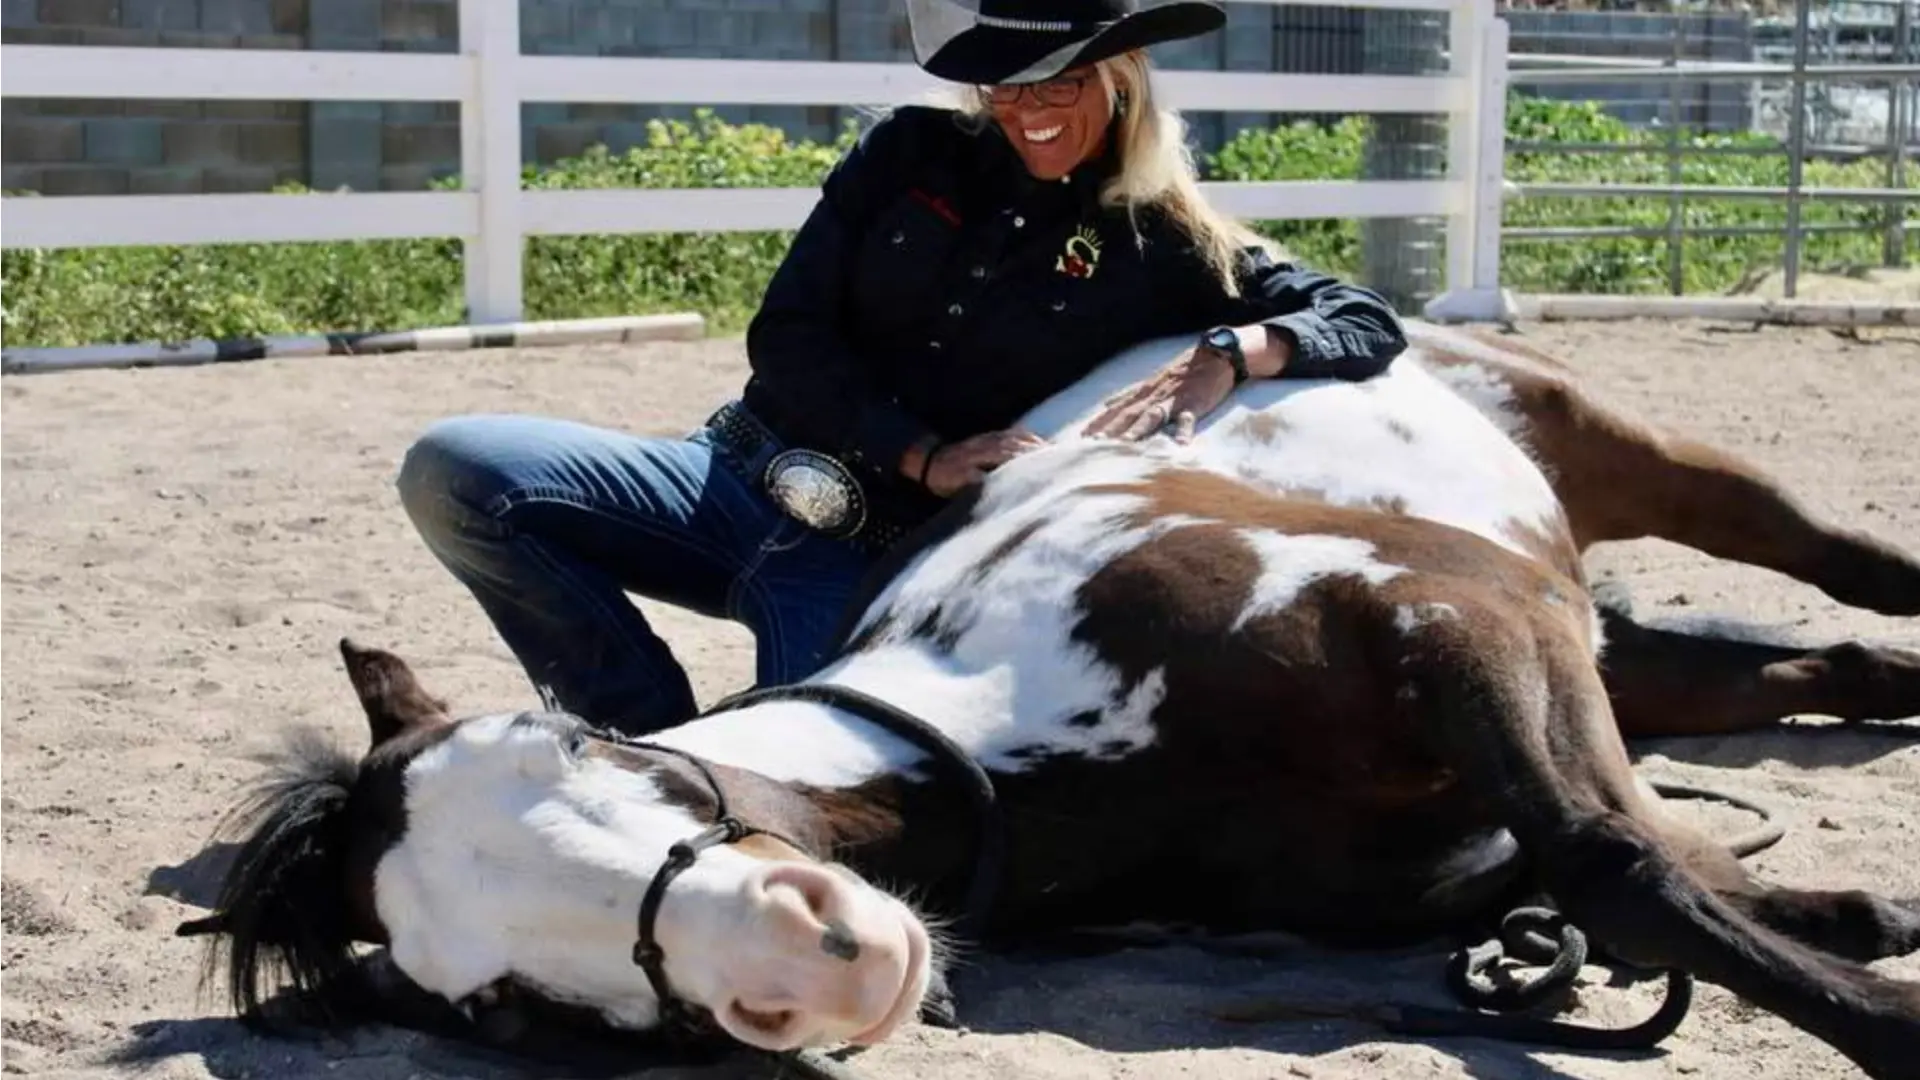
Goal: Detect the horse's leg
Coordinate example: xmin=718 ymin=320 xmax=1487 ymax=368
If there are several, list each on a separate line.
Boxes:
xmin=1413 ymin=612 xmax=1920 ymax=1078
xmin=1592 ymin=588 xmax=1920 ymax=736
xmin=1417 ymin=328 xmax=1920 ymax=616
xmin=1643 ymin=817 xmax=1920 ymax=964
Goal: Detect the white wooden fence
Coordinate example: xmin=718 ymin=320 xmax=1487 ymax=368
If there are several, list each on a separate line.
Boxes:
xmin=0 ymin=0 xmax=1513 ymax=327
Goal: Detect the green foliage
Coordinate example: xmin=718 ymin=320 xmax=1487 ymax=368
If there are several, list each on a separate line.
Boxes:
xmin=1498 ymin=95 xmax=1907 ymax=294
xmin=4 ymin=99 xmax=1915 ymax=348
xmin=517 ymin=114 xmax=855 ymax=329
xmin=1209 ymin=94 xmax=1915 ymax=295
xmin=2 ymin=112 xmax=858 ymax=349
xmin=1209 ymin=115 xmax=1370 ymax=276
xmin=2 ymin=186 xmax=463 ymax=349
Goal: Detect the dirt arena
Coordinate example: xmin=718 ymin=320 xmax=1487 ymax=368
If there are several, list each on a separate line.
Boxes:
xmin=4 ymin=318 xmax=1917 ymax=1080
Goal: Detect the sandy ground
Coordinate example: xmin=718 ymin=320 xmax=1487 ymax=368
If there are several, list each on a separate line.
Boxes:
xmin=4 ymin=318 xmax=1919 ymax=1080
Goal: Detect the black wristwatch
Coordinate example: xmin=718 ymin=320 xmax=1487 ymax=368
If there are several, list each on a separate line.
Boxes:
xmin=1202 ymin=325 xmax=1250 ymax=384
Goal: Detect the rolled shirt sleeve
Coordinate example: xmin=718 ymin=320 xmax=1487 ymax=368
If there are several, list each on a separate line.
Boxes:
xmin=1172 ymin=243 xmax=1410 ymax=382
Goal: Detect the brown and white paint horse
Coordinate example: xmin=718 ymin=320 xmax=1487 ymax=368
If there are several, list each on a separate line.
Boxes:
xmin=184 ymin=320 xmax=1920 ymax=1077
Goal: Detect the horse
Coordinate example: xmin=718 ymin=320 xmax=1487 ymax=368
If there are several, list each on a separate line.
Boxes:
xmin=178 ymin=318 xmax=1920 ymax=1078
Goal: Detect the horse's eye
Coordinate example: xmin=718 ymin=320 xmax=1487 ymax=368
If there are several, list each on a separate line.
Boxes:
xmin=566 ymin=729 xmax=590 ymax=758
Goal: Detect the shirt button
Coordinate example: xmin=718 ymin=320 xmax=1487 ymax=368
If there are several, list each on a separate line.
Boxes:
xmin=1013 ymin=216 xmax=1025 ymax=228
xmin=1051 ymin=299 xmax=1066 ymax=312
xmin=971 ymin=265 xmax=986 ymax=279
xmin=948 ymin=303 xmax=963 ymax=316
xmin=891 ymin=230 xmax=905 ymax=244
xmin=929 ymin=340 xmax=943 ymax=350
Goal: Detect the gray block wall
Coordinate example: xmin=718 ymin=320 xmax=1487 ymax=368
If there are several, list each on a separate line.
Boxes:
xmin=3 ymin=0 xmax=309 ymax=195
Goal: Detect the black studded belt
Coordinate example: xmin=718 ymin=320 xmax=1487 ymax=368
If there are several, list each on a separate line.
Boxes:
xmin=703 ymin=401 xmax=919 ymax=554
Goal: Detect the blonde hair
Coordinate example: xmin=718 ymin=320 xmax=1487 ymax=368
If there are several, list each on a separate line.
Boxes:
xmin=933 ymin=49 xmax=1277 ymax=296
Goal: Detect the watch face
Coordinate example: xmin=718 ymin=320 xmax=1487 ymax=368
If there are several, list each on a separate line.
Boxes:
xmin=1206 ymin=328 xmax=1237 ymax=351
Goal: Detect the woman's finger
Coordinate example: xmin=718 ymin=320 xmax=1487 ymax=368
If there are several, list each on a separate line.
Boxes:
xmin=1119 ymin=399 xmax=1171 ymax=442
xmin=1172 ymin=409 xmax=1197 ymax=444
xmin=1084 ymin=378 xmax=1166 ymax=436
xmin=1098 ymin=379 xmax=1155 ymax=411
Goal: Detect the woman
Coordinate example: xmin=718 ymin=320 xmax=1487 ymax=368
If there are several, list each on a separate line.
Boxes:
xmin=395 ymin=0 xmax=1408 ymax=737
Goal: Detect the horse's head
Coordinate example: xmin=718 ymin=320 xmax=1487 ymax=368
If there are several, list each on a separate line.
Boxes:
xmin=180 ymin=639 xmax=937 ymax=1053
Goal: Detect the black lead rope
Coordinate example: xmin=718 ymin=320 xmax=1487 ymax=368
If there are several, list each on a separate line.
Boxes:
xmin=1381 ymin=970 xmax=1696 ymax=1051
xmin=1447 ymin=906 xmax=1590 ymax=1014
xmin=1420 ymin=778 xmax=1784 ymax=1049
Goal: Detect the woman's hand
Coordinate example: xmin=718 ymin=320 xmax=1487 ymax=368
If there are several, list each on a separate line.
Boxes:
xmin=1082 ymin=325 xmax=1287 ymax=443
xmin=904 ymin=428 xmax=1047 ymax=497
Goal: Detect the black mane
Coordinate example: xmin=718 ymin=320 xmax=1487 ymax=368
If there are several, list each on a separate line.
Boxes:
xmin=177 ymin=726 xmax=370 ymax=1030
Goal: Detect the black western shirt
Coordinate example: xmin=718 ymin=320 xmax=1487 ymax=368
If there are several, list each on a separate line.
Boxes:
xmin=741 ymin=105 xmax=1408 ymax=505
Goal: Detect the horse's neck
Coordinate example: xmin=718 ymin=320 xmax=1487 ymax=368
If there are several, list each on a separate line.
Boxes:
xmin=656 ymin=639 xmax=1032 ymax=779
xmin=652 ymin=665 xmax=946 ymax=791
xmin=649 ymin=658 xmax=987 ymax=904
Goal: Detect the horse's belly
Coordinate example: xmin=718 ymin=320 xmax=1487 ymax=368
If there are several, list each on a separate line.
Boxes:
xmin=1163 ymin=822 xmax=1527 ymax=942
xmin=984 ymin=761 xmax=1527 ymax=944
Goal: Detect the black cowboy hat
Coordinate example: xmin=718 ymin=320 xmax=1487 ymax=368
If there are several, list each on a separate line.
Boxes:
xmin=905 ymin=0 xmax=1226 ymax=87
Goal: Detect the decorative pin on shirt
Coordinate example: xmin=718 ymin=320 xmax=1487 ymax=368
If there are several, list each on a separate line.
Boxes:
xmin=1055 ymin=225 xmax=1102 ymax=279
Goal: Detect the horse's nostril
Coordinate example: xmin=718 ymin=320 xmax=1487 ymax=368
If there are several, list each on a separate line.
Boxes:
xmin=820 ymin=917 xmax=862 ymax=963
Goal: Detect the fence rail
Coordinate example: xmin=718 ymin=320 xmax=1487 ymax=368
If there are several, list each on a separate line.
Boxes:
xmin=7 ymin=0 xmax=1910 ymax=327
xmin=0 ymin=0 xmax=1515 ymax=327
xmin=1502 ymin=0 xmax=1916 ymax=297
xmin=1512 ymin=181 xmax=1918 ymax=201
xmin=1504 ymin=219 xmax=1920 ymax=240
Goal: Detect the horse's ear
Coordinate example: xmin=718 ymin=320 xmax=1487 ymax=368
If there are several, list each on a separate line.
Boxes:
xmin=339 ymin=638 xmax=453 ymax=747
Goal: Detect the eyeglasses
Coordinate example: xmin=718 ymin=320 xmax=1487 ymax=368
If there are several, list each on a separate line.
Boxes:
xmin=983 ymin=72 xmax=1091 ymax=108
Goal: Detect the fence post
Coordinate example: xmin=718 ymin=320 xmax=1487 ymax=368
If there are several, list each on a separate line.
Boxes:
xmin=1886 ymin=0 xmax=1911 ymax=268
xmin=1782 ymin=0 xmax=1811 ymax=299
xmin=1664 ymin=4 xmax=1685 ymax=296
xmin=1426 ymin=0 xmax=1509 ymax=323
xmin=459 ymin=0 xmax=524 ymax=324
xmin=1469 ymin=14 xmax=1510 ymax=305
xmin=1442 ymin=0 xmax=1482 ymax=301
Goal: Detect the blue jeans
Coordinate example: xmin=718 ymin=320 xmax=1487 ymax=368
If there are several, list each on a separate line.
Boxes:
xmin=395 ymin=407 xmax=879 ymax=736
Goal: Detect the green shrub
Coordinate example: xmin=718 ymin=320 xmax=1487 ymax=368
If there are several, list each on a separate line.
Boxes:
xmin=1208 ymin=94 xmax=1914 ymax=297
xmin=1208 ymin=114 xmax=1369 ymax=276
xmin=519 ymin=114 xmax=854 ymax=329
xmin=0 ymin=212 xmax=463 ymax=348
xmin=2 ymin=112 xmax=855 ymax=349
xmin=3 ymin=98 xmax=1913 ymax=349
xmin=1496 ymin=95 xmax=1906 ymax=295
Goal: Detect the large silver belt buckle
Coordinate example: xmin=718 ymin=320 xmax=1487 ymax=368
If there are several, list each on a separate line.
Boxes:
xmin=763 ymin=449 xmax=866 ymax=539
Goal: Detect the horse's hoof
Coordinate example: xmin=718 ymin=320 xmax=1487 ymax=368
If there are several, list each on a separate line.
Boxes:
xmin=1819 ymin=535 xmax=1920 ymax=617
xmin=1804 ymin=641 xmax=1920 ymax=723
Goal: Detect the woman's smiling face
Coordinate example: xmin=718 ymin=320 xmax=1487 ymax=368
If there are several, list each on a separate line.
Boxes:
xmin=984 ymin=65 xmax=1115 ymax=180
